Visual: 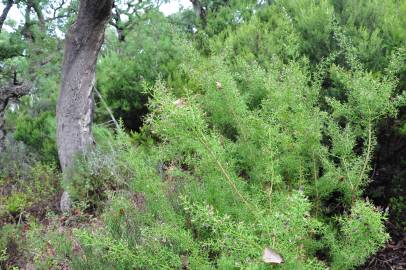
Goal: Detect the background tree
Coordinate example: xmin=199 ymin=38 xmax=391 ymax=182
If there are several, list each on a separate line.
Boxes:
xmin=110 ymin=0 xmax=162 ymax=42
xmin=97 ymin=10 xmax=184 ymax=131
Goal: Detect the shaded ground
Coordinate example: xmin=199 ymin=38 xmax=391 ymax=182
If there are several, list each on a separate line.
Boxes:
xmin=358 ymin=224 xmax=406 ymax=270
xmin=360 ymin=114 xmax=406 ymax=270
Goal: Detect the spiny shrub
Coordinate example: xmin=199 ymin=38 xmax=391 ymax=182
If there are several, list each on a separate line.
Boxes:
xmin=43 ymin=45 xmax=399 ymax=268
xmin=328 ymin=201 xmax=389 ymax=269
xmin=30 ymin=13 xmax=406 ymax=270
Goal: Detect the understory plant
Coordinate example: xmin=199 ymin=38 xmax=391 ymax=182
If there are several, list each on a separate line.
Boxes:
xmin=16 ymin=1 xmax=406 ymax=269
xmin=32 ymin=38 xmax=404 ymax=269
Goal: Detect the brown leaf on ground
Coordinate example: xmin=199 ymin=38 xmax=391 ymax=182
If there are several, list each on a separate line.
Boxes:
xmin=358 ymin=232 xmax=406 ymax=270
xmin=173 ymin=99 xmax=186 ymax=108
xmin=131 ymin=191 xmax=146 ymax=211
xmin=182 ymin=255 xmax=189 ymax=270
xmin=262 ymin=247 xmax=284 ymax=264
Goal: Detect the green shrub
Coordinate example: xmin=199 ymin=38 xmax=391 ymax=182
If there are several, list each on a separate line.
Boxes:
xmin=329 ymin=201 xmax=389 ymax=269
xmin=50 ymin=48 xmax=397 ymax=267
xmin=65 ymin=130 xmax=136 ymax=212
xmin=4 ymin=192 xmax=29 ymax=214
xmin=9 ymin=1 xmax=406 ymax=269
xmin=0 ymin=224 xmax=23 ymax=269
xmin=13 ymin=112 xmax=58 ymax=164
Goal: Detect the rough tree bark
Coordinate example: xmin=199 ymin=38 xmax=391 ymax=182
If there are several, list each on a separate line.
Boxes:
xmin=0 ymin=82 xmax=31 ymax=152
xmin=0 ymin=0 xmax=14 ymax=32
xmin=190 ymin=0 xmax=206 ymax=23
xmin=57 ymin=0 xmax=113 ymax=211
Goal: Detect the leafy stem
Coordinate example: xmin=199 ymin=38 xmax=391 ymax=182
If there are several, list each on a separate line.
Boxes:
xmin=196 ymin=129 xmax=259 ymax=215
xmin=356 ymin=119 xmax=373 ymax=198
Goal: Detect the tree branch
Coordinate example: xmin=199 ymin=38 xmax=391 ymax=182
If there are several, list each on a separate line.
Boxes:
xmin=94 ymin=86 xmax=119 ymax=130
xmin=0 ymin=82 xmax=32 ymax=100
xmin=0 ymin=0 xmax=14 ymax=33
xmin=30 ymin=0 xmax=46 ymax=31
xmin=0 ymin=81 xmax=31 ymax=153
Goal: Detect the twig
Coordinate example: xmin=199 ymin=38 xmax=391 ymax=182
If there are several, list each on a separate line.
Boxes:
xmin=312 ymin=151 xmax=320 ymax=217
xmin=197 ymin=130 xmax=259 ymax=215
xmin=359 ymin=120 xmax=372 ymax=181
xmin=93 ymin=86 xmax=120 ymax=130
xmin=357 ymin=120 xmax=373 ymax=192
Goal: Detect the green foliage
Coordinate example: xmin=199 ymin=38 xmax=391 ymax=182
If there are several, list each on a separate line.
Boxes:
xmin=97 ymin=11 xmax=186 ymax=131
xmin=46 ymin=46 xmax=397 ymax=266
xmin=0 ymin=158 xmax=60 ymax=217
xmin=208 ymin=4 xmax=300 ymax=66
xmin=281 ymin=0 xmax=335 ymax=63
xmin=333 ymin=0 xmax=406 ymax=70
xmin=0 ymin=224 xmax=23 ymax=269
xmin=0 ymin=31 xmax=25 ymax=61
xmin=3 ymin=0 xmax=406 ymax=269
xmin=13 ymin=112 xmax=58 ymax=164
xmin=328 ymin=201 xmax=389 ymax=269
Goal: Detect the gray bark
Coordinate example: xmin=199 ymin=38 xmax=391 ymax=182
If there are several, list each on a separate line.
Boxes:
xmin=0 ymin=0 xmax=14 ymax=32
xmin=30 ymin=0 xmax=45 ymax=32
xmin=190 ymin=0 xmax=206 ymax=21
xmin=0 ymin=82 xmax=31 ymax=152
xmin=56 ymin=0 xmax=113 ymax=211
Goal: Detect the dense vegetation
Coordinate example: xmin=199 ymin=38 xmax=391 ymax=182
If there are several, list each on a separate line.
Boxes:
xmin=0 ymin=0 xmax=405 ymax=269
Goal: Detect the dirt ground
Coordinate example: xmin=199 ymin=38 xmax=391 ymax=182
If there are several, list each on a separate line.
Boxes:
xmin=359 ymin=223 xmax=406 ymax=270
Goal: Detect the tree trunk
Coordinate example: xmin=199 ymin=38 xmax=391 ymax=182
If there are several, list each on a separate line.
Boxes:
xmin=0 ymin=0 xmax=14 ymax=32
xmin=56 ymin=0 xmax=113 ymax=211
xmin=190 ymin=0 xmax=206 ymax=23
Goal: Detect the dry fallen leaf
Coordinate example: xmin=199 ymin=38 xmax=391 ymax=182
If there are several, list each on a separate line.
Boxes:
xmin=262 ymin=247 xmax=284 ymax=264
xmin=173 ymin=99 xmax=186 ymax=108
xmin=46 ymin=241 xmax=56 ymax=257
xmin=181 ymin=255 xmax=189 ymax=270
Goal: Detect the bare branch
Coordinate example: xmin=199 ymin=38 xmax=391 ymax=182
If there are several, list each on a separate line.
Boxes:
xmin=0 ymin=81 xmax=32 ymax=153
xmin=46 ymin=0 xmax=70 ymax=22
xmin=30 ymin=0 xmax=46 ymax=31
xmin=0 ymin=82 xmax=32 ymax=100
xmin=0 ymin=0 xmax=14 ymax=33
xmin=94 ymin=87 xmax=119 ymax=130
